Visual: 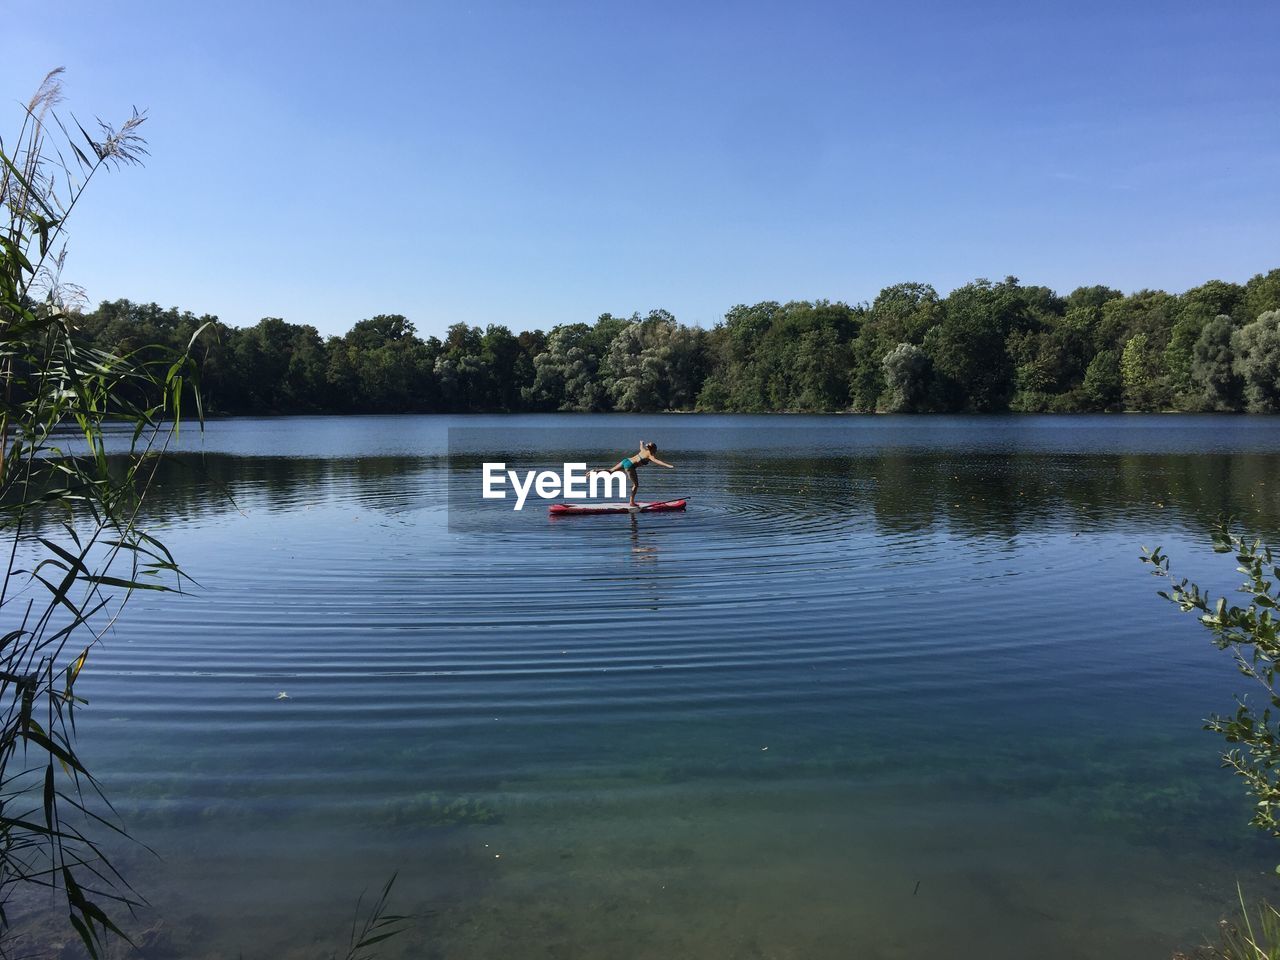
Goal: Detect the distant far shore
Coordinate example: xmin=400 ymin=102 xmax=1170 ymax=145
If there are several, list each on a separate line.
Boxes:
xmin=77 ymin=267 xmax=1280 ymax=418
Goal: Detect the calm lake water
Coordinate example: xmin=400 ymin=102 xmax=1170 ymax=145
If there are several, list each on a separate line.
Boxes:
xmin=23 ymin=414 xmax=1280 ymax=958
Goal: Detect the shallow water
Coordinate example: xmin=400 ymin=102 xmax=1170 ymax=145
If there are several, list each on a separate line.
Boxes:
xmin=18 ymin=414 xmax=1280 ymax=958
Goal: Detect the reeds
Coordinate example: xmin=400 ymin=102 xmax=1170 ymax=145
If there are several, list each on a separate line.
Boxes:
xmin=1203 ymin=886 xmax=1280 ymax=960
xmin=0 ymin=69 xmax=204 ymax=957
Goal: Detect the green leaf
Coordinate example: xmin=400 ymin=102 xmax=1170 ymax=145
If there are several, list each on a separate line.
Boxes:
xmin=44 ymin=763 xmax=56 ymax=829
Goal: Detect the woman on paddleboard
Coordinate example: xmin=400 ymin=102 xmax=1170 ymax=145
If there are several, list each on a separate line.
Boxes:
xmin=592 ymin=441 xmax=674 ymax=507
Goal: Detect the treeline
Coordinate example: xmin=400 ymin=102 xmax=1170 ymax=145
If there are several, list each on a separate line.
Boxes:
xmin=72 ymin=268 xmax=1280 ymax=415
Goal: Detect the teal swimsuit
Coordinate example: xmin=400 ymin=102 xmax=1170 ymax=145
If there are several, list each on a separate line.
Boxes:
xmin=620 ymin=457 xmax=635 ymax=470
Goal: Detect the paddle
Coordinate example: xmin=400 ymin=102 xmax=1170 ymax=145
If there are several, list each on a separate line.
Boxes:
xmin=638 ymin=497 xmax=689 ymax=512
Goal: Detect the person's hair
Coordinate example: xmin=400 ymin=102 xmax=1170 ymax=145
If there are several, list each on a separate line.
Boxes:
xmin=644 ymin=441 xmax=657 ymax=454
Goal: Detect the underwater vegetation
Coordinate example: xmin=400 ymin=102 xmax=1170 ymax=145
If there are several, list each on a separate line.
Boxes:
xmin=374 ymin=793 xmax=502 ymax=829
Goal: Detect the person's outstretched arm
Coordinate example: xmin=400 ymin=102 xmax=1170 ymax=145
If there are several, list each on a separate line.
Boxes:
xmin=649 ymin=457 xmax=674 ymax=468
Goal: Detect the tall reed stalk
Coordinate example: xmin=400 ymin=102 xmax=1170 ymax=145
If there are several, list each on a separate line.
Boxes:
xmin=0 ymin=69 xmax=204 ymax=956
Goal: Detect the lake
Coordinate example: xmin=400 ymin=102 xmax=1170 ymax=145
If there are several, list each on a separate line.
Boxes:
xmin=25 ymin=414 xmax=1280 ymax=959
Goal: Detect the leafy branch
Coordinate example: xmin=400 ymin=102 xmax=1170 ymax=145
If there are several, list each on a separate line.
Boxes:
xmin=1142 ymin=523 xmax=1280 ymax=839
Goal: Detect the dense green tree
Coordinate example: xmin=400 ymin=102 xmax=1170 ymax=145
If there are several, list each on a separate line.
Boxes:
xmin=435 ymin=324 xmax=493 ymax=411
xmin=848 ymin=283 xmax=938 ymax=411
xmin=514 ymin=329 xmax=546 ymax=401
xmin=346 ymin=313 xmax=415 ymax=351
xmin=789 ymin=326 xmax=848 ymax=410
xmin=526 ymin=321 xmax=612 ymax=412
xmin=753 ymin=302 xmax=858 ymax=411
xmin=695 ymin=376 xmax=731 ymax=411
xmin=881 ymin=343 xmax=931 ymax=413
xmin=1101 ymin=292 xmax=1174 ymax=409
xmin=848 ymin=334 xmax=884 ymax=412
xmin=1098 ymin=289 xmax=1178 ymax=348
xmin=279 ymin=324 xmax=328 ymax=409
xmin=1007 ymin=321 xmax=1091 ymax=412
xmin=865 ymin=282 xmax=940 ymax=344
xmin=603 ymin=311 xmax=706 ymax=412
xmin=328 ymin=315 xmax=436 ymax=412
xmin=76 ymin=299 xmax=212 ymax=359
xmin=1064 ymin=284 xmax=1124 ymax=314
xmin=479 ymin=325 xmax=525 ymax=411
xmin=699 ymin=300 xmax=858 ymax=412
xmin=1233 ymin=311 xmax=1280 ymax=413
xmin=1082 ymin=349 xmax=1122 ymax=410
xmin=1164 ymin=280 xmax=1244 ymax=405
xmin=1243 ymin=269 xmax=1280 ymax=321
xmin=1190 ymin=315 xmax=1241 ymax=411
xmin=707 ymin=302 xmax=781 ymax=412
xmin=225 ymin=318 xmax=329 ymax=411
xmin=323 ymin=335 xmax=361 ymax=411
xmin=1061 ymin=285 xmax=1123 ymax=357
xmin=1120 ymin=332 xmax=1166 ymax=410
xmin=927 ymin=278 xmax=1030 ymax=411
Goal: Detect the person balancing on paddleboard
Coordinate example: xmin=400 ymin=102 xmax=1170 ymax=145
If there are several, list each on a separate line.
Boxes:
xmin=591 ymin=441 xmax=674 ymax=508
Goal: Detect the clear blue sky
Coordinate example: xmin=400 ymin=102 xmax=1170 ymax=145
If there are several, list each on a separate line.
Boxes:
xmin=5 ymin=0 xmax=1278 ymax=338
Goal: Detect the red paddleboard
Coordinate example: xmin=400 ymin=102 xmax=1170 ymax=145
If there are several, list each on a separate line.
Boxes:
xmin=549 ymin=499 xmax=687 ymax=516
